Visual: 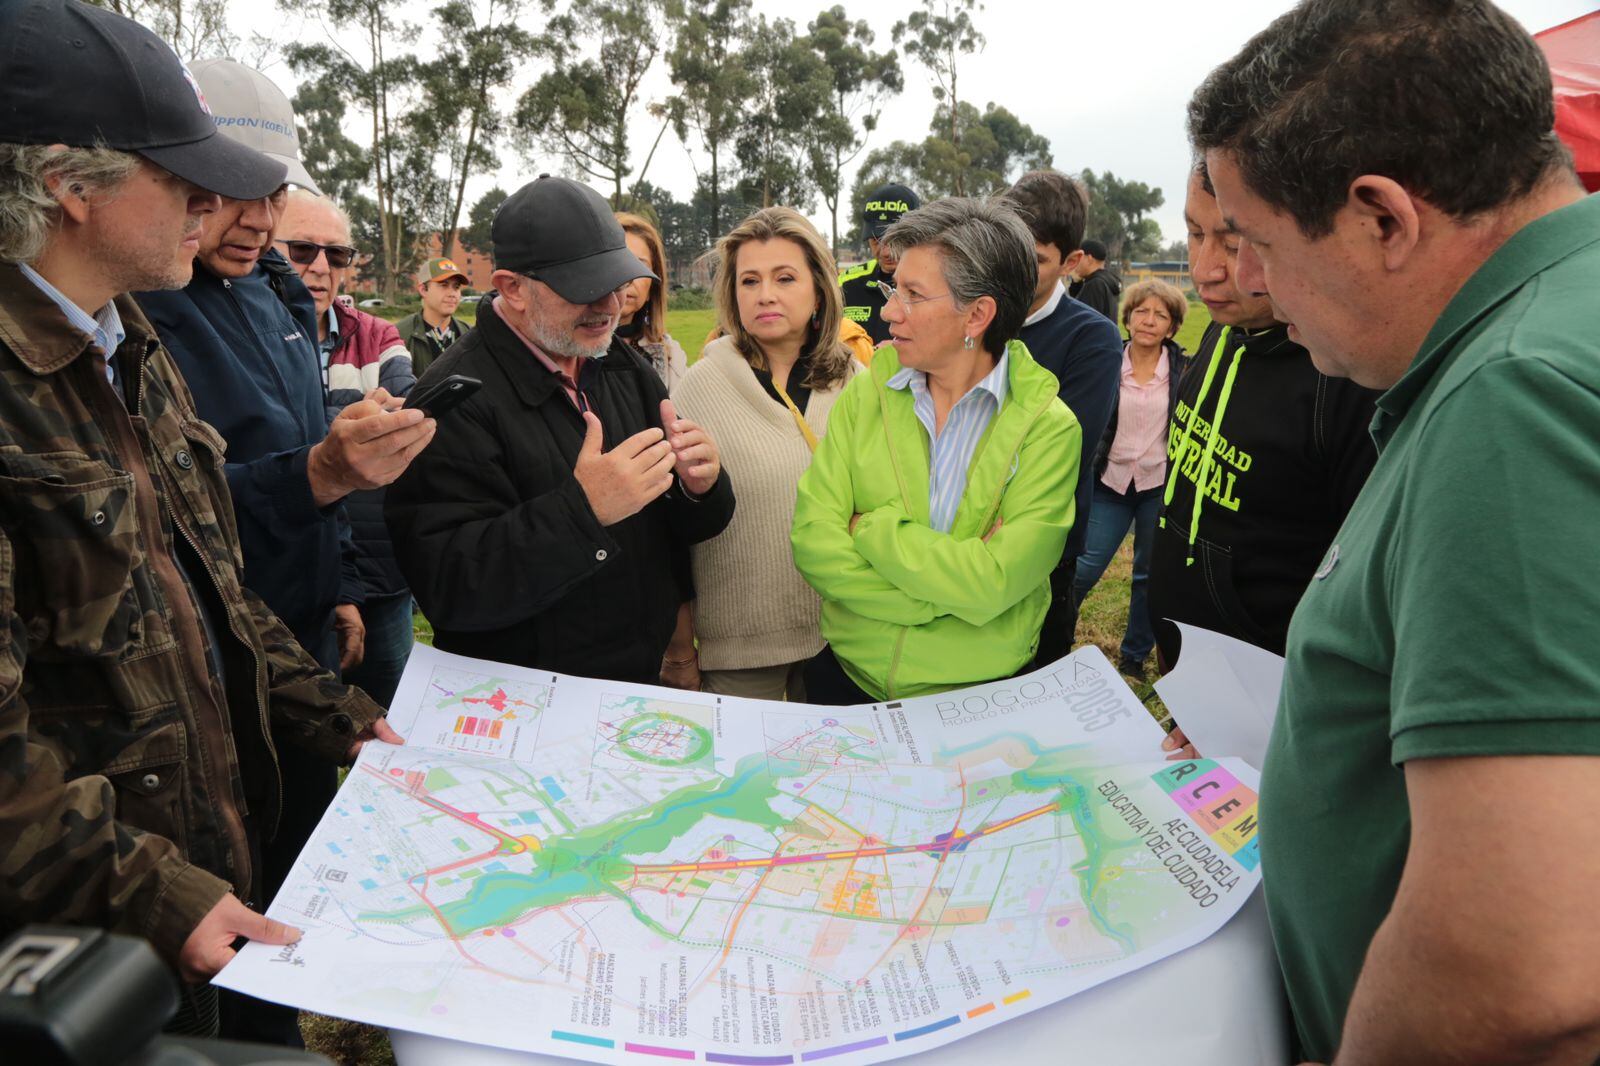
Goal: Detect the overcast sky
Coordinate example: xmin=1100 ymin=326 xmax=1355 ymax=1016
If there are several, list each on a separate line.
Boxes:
xmin=234 ymin=0 xmax=1597 ymax=246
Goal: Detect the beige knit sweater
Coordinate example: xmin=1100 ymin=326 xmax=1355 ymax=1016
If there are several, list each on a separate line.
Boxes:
xmin=670 ymin=337 xmax=858 ymax=671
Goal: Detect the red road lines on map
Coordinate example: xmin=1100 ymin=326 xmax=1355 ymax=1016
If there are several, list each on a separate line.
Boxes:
xmin=459 ymin=686 xmax=539 ymax=721
xmin=769 ymin=719 xmax=877 ymax=770
xmin=360 ymin=764 xmax=519 ymax=878
xmin=631 ymin=800 xmax=1060 ymax=877
xmin=600 ymin=716 xmax=693 ymax=760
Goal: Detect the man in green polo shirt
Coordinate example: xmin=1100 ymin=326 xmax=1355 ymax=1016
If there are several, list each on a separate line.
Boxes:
xmin=1189 ymin=0 xmax=1600 ymax=1061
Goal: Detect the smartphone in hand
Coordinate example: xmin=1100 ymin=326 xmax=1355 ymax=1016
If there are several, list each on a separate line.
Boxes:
xmin=403 ymin=375 xmax=482 ymax=418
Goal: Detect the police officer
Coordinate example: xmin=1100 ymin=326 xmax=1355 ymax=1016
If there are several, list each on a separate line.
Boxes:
xmin=838 ymin=182 xmax=920 ymax=345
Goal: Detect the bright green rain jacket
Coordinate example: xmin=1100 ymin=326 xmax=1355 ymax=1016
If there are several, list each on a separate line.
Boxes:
xmin=791 ymin=339 xmax=1080 ymax=700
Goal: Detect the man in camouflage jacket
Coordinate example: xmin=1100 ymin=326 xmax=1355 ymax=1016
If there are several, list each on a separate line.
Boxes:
xmin=0 ymin=0 xmax=394 ymax=989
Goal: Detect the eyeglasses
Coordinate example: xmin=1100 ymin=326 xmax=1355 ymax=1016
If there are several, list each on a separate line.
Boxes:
xmin=875 ymin=280 xmax=952 ymax=312
xmin=275 ymin=239 xmax=358 ymax=269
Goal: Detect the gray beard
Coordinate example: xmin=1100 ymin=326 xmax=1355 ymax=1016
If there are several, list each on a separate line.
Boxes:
xmin=530 ymin=316 xmax=614 ymax=361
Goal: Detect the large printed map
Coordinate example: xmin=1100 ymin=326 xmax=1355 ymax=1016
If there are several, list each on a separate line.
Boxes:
xmin=218 ymin=645 xmax=1262 ymax=1064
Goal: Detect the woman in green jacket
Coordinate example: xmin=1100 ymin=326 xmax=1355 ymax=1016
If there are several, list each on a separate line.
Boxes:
xmin=792 ymin=197 xmax=1082 ymax=703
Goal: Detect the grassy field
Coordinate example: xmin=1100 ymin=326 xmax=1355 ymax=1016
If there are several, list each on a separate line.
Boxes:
xmin=303 ymin=296 xmax=1196 ymax=1063
xmin=391 ymin=297 xmax=1208 ymax=368
xmin=667 ymin=307 xmax=719 ymax=352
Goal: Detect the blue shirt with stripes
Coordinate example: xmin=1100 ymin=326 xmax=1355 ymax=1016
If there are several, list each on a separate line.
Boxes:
xmin=887 ymin=349 xmax=1010 ymax=533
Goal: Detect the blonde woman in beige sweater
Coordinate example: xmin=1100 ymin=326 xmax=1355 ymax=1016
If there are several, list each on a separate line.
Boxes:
xmin=669 ymin=207 xmax=861 ymax=700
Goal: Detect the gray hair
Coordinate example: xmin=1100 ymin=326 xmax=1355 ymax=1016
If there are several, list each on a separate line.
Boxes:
xmin=0 ymin=143 xmax=142 ymax=264
xmin=880 ymin=197 xmax=1038 ymax=357
xmin=284 ymin=187 xmax=353 ymax=241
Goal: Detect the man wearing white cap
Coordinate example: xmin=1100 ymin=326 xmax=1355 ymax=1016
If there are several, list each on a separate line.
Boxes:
xmin=136 ymin=58 xmax=433 ymax=1045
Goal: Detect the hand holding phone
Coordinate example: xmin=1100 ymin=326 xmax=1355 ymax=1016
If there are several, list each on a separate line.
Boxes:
xmin=404 ymin=374 xmax=482 ymax=418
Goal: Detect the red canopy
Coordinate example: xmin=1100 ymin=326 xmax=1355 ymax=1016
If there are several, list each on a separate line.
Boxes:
xmin=1537 ymin=9 xmax=1600 ymax=193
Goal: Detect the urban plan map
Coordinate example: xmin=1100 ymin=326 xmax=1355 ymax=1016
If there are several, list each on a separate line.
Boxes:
xmin=218 ymin=644 xmax=1263 ymax=1064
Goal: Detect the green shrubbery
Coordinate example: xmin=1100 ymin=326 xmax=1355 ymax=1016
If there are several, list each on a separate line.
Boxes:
xmin=668 ymin=286 xmax=714 ymax=310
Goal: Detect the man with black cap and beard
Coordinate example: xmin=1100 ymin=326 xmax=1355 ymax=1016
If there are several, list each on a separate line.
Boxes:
xmin=387 ymin=176 xmax=735 ymax=684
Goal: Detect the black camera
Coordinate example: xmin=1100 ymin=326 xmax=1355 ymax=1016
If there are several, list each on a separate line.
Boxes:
xmin=0 ymin=925 xmax=330 ymax=1065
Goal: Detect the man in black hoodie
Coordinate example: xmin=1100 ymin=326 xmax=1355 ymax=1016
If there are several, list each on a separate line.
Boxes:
xmin=1148 ymin=165 xmax=1377 ymax=670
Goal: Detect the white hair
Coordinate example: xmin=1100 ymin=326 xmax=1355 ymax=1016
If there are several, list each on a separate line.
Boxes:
xmin=284 ymin=186 xmax=352 ymax=242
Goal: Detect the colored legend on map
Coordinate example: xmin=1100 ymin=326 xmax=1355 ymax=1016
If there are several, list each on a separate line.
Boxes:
xmin=452 ymin=716 xmax=503 ymax=739
xmin=624 ymin=1043 xmax=695 ymax=1059
xmin=1152 ymin=759 xmax=1260 ymax=869
xmin=706 ymin=1054 xmax=795 ymax=1064
xmin=893 ymin=1015 xmax=961 ymax=1041
xmin=552 ymin=1031 xmax=614 ymax=1049
xmin=800 ymin=1037 xmax=889 ymax=1060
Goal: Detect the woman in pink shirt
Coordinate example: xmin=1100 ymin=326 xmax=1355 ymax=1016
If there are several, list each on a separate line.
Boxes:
xmin=1072 ymin=280 xmax=1190 ymax=679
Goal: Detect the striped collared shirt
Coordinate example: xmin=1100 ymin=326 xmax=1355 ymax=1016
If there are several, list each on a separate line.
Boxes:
xmin=18 ymin=262 xmax=122 ymax=384
xmin=887 ymin=349 xmax=1010 ymax=533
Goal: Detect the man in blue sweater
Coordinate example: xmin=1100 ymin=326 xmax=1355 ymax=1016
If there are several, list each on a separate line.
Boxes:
xmin=137 ymin=60 xmax=434 ymax=1046
xmin=1007 ymin=169 xmax=1125 ymax=662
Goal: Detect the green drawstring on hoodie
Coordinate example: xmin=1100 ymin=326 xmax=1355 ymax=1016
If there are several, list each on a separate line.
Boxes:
xmin=1161 ymin=326 xmax=1246 ymax=566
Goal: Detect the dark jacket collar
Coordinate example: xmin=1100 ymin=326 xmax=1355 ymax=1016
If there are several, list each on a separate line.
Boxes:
xmin=475 ymin=295 xmax=563 ymax=410
xmin=476 ymin=295 xmax=641 ymax=412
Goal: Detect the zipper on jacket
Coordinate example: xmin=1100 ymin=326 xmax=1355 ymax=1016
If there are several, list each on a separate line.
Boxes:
xmin=884 ymin=629 xmax=908 ymax=702
xmin=220 ymin=276 xmax=318 ymax=440
xmin=169 ymin=510 xmax=282 ymax=838
xmin=132 ymin=354 xmax=269 ymax=881
xmin=872 ymin=372 xmax=917 ymax=701
xmin=977 ymin=401 xmax=1051 ymax=536
xmin=871 ymin=356 xmax=1049 ymax=697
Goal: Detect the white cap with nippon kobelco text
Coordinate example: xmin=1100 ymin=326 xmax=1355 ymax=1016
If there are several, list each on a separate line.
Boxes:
xmin=186 ymin=57 xmax=322 ymax=196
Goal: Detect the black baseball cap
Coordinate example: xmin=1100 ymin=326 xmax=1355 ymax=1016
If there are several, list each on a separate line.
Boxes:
xmin=492 ymin=175 xmax=656 ymax=305
xmin=863 ymin=182 xmax=921 ymax=239
xmin=0 ymin=0 xmax=287 ymax=200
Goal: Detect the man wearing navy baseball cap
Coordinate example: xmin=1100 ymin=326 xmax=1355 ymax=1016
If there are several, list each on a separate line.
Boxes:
xmin=0 ymin=0 xmax=394 ymax=1040
xmin=388 ymin=175 xmax=736 ymax=688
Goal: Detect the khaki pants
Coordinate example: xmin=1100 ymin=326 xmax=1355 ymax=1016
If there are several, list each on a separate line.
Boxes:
xmin=701 ymin=660 xmax=808 ymax=702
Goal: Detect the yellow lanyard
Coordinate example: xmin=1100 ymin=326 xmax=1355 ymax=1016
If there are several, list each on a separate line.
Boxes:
xmin=773 ymin=381 xmax=819 ymax=452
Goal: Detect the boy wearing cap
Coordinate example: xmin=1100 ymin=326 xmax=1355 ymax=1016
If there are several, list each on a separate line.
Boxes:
xmin=396 ymin=257 xmax=472 ymax=377
xmin=0 ymin=0 xmax=393 ymax=1025
xmin=839 ymin=182 xmax=920 ymax=345
xmin=1069 ymin=238 xmax=1122 ymax=322
xmin=387 ymin=175 xmax=735 ymax=685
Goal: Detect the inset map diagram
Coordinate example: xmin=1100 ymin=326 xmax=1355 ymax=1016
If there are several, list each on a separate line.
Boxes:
xmin=594 ymin=694 xmax=715 ymax=773
xmin=764 ymin=712 xmax=884 ymax=776
xmin=410 ymin=668 xmax=551 ymax=759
